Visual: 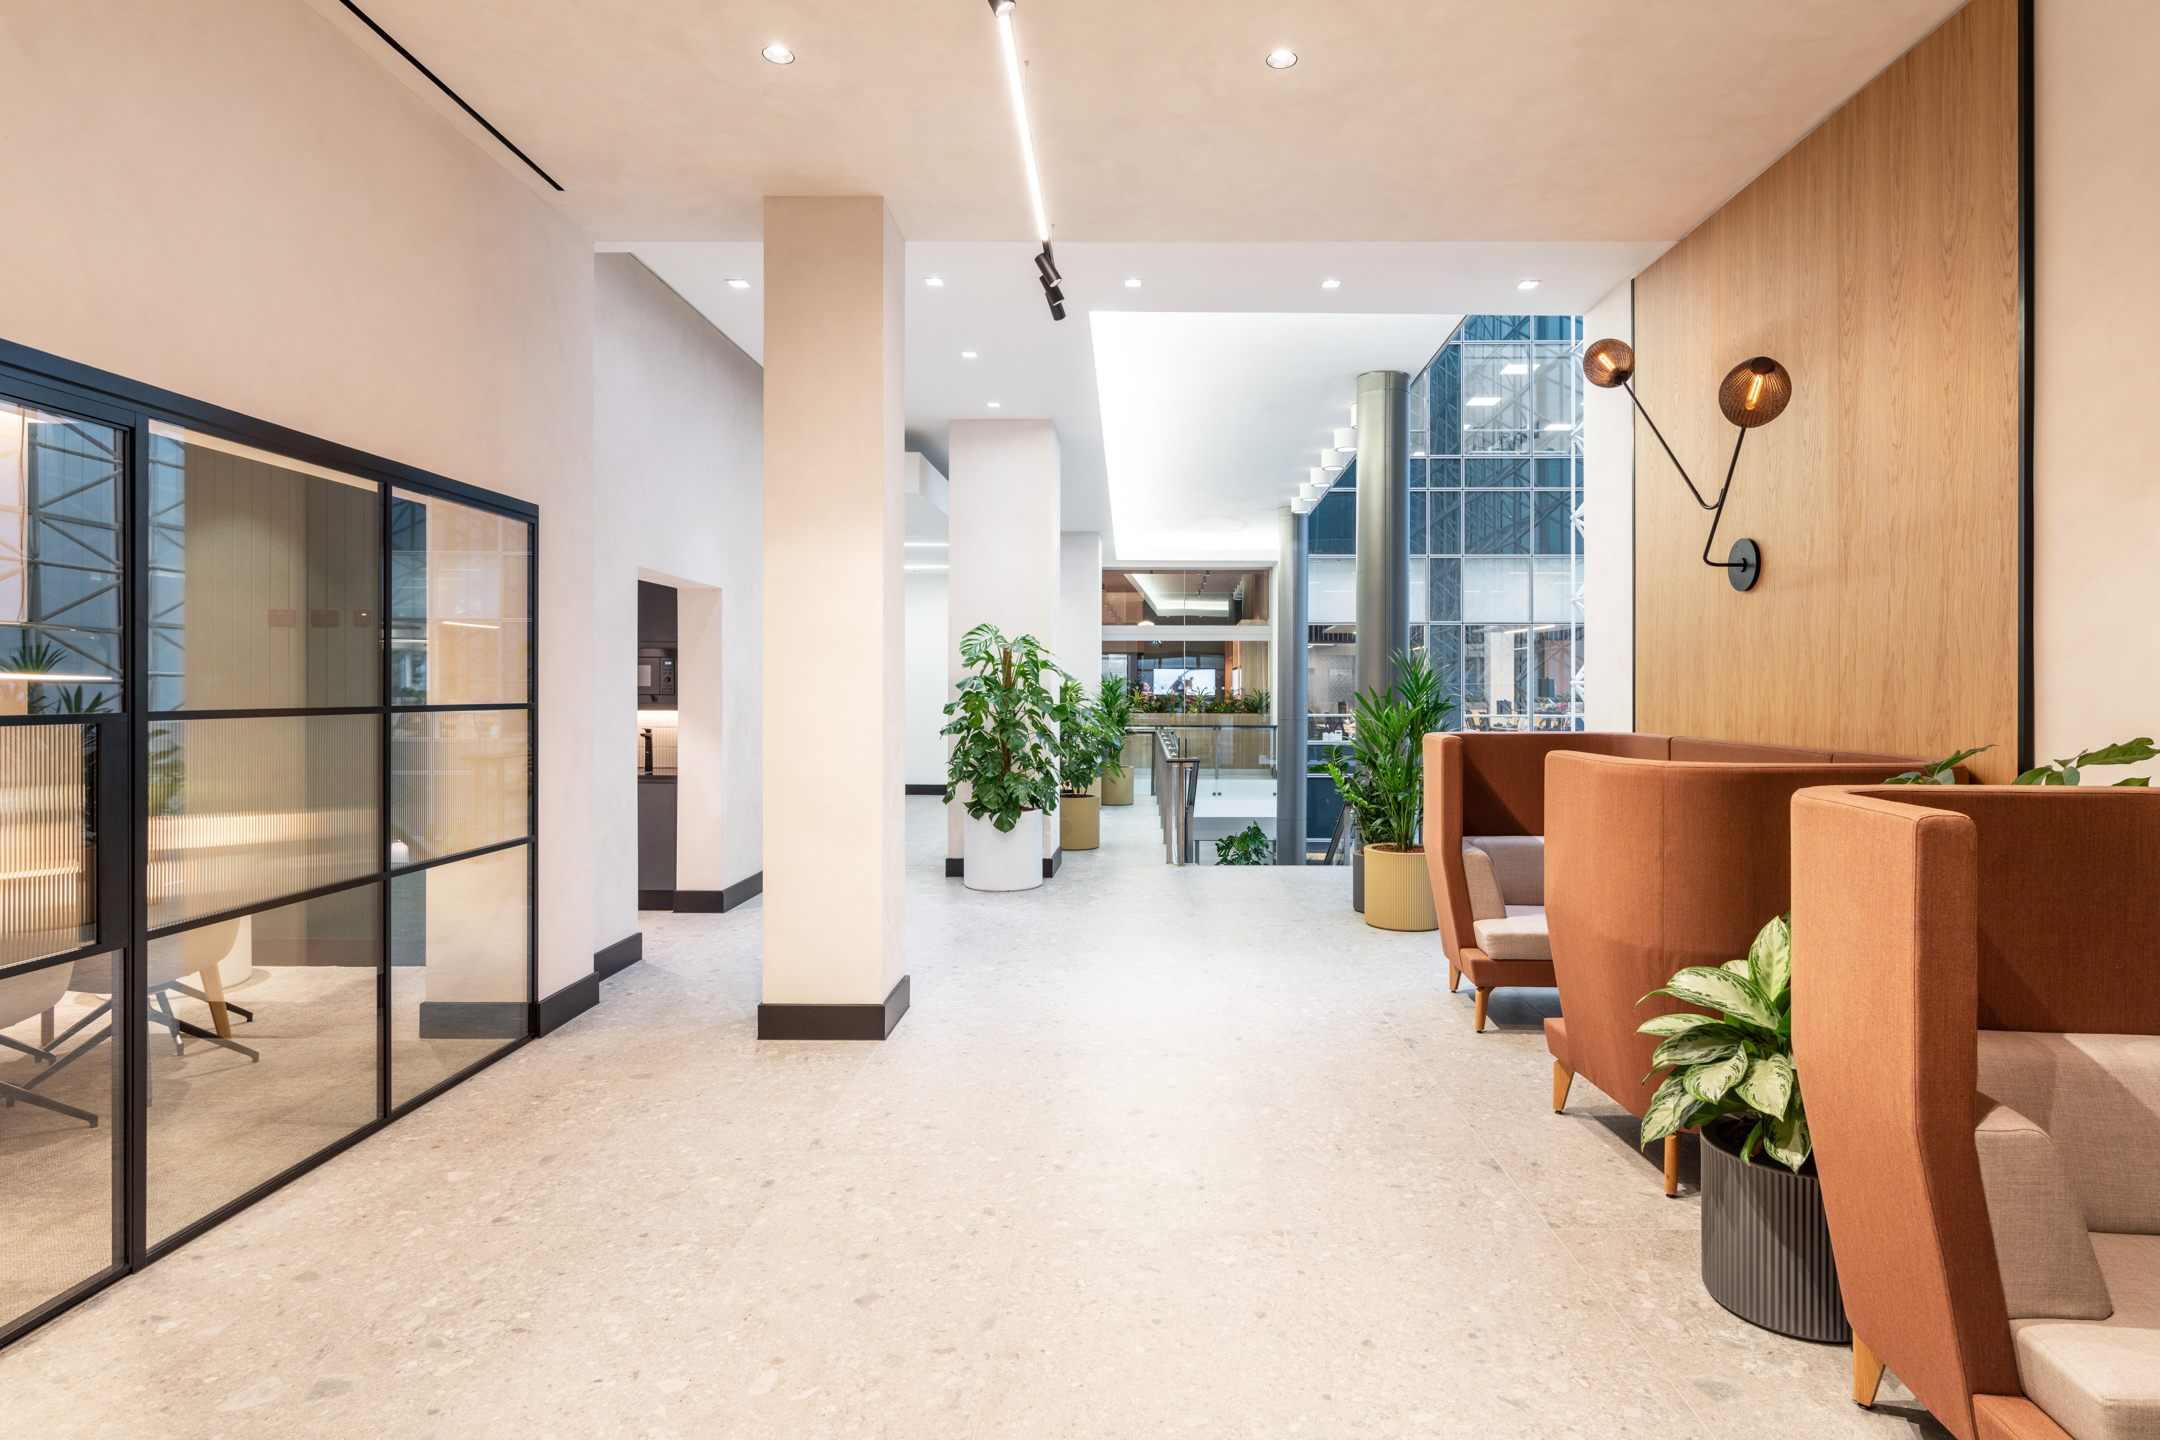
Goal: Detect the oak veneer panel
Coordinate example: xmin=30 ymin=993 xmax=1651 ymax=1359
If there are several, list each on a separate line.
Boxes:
xmin=1634 ymin=0 xmax=2020 ymax=783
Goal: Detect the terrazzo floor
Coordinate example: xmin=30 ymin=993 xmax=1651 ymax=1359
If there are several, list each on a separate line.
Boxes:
xmin=0 ymin=798 xmax=1952 ymax=1438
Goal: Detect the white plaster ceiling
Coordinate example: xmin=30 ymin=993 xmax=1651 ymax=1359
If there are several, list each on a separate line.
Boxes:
xmin=619 ymin=239 xmax=1663 ymax=560
xmin=313 ymin=0 xmax=1968 ymax=245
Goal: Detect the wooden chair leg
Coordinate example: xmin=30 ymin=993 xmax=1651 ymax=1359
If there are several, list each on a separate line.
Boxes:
xmin=196 ymin=960 xmax=234 ymax=1040
xmin=1663 ymin=1134 xmax=1681 ymax=1196
xmin=1473 ymin=987 xmax=1491 ymax=1032
xmin=1552 ymin=1061 xmax=1574 ymax=1113
xmin=1448 ymin=961 xmax=1460 ymax=993
xmin=1853 ymin=1337 xmax=1885 ymax=1407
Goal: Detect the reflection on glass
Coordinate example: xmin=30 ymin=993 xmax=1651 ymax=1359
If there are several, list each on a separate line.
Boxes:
xmin=146 ymin=715 xmax=379 ymax=929
xmin=391 ymin=844 xmax=527 ymax=1107
xmin=390 ymin=491 xmax=530 ymax=706
xmin=138 ymin=890 xmax=379 ymax=1244
xmin=0 ymin=724 xmax=95 ymax=968
xmin=391 ymin=710 xmax=530 ymax=862
xmin=0 ymin=402 xmax=123 ymax=716
xmin=144 ymin=422 xmax=380 ymax=713
xmin=1099 ymin=570 xmax=1269 ymax=627
xmin=0 ymin=949 xmax=118 ymax=1328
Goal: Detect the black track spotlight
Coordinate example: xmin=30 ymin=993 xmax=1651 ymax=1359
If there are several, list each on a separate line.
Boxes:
xmin=987 ymin=0 xmax=1015 ymax=14
xmin=1035 ymin=244 xmax=1061 ymax=285
xmin=1036 ymin=243 xmax=1066 ymax=321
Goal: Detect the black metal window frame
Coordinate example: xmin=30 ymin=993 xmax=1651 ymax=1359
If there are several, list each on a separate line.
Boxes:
xmin=0 ymin=337 xmax=540 ymax=1348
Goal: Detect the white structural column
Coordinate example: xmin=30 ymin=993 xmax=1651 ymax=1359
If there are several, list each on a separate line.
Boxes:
xmin=945 ymin=419 xmax=1062 ymax=867
xmin=759 ymin=196 xmax=909 ymax=1036
xmin=1056 ymin=532 xmax=1103 ymax=686
xmin=1581 ymin=280 xmax=1635 ymax=732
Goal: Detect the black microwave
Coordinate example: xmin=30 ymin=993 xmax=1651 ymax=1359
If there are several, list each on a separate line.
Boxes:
xmin=637 ymin=647 xmax=676 ymax=708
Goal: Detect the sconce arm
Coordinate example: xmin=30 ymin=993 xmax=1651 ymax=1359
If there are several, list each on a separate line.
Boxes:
xmin=1622 ymin=380 xmax=1716 ymax=511
xmin=1698 ymin=427 xmax=1751 ymax=570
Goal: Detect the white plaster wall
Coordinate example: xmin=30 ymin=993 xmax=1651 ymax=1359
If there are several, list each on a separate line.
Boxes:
xmin=0 ymin=0 xmax=598 ymax=997
xmin=1057 ymin=533 xmax=1104 ymax=690
xmin=593 ymin=253 xmax=764 ymax=939
xmin=945 ymin=420 xmax=1062 ymax=860
xmin=905 ymin=570 xmax=951 ymax=788
xmin=2033 ymin=0 xmax=2160 ymax=781
xmin=1581 ymin=281 xmax=1637 ymax=734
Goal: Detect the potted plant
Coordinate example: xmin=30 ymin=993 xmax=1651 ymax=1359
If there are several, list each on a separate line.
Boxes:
xmin=1308 ymin=653 xmax=1454 ymax=930
xmin=1055 ymin=680 xmax=1109 ymax=852
xmin=1637 ymin=914 xmax=1849 ymax=1343
xmin=941 ymin=623 xmax=1068 ymax=892
xmin=1097 ymin=676 xmax=1137 ymax=806
xmin=1212 ymin=822 xmax=1272 ymax=865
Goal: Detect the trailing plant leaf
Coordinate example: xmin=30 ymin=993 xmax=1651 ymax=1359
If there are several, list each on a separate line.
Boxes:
xmin=1651 ymin=966 xmax=1780 ymax=1032
xmin=1884 ymin=745 xmax=1991 ymax=786
xmin=2015 ymin=737 xmax=2158 ymax=786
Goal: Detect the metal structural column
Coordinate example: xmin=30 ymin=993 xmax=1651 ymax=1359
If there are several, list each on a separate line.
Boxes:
xmin=1355 ymin=369 xmax=1410 ymax=697
xmin=1273 ymin=504 xmax=1308 ymax=864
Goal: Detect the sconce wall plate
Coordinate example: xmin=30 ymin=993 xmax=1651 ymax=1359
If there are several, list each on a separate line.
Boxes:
xmin=1727 ymin=538 xmax=1760 ymax=592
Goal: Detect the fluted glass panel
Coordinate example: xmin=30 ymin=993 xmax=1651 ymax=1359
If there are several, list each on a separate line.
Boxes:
xmin=391 ymin=710 xmax=530 ymax=863
xmin=0 ymin=724 xmax=94 ymax=968
xmin=390 ymin=492 xmax=531 ymax=707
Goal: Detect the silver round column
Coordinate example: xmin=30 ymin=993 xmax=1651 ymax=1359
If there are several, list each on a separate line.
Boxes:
xmin=1355 ymin=370 xmax=1410 ymax=697
xmin=1273 ymin=503 xmax=1308 ymax=864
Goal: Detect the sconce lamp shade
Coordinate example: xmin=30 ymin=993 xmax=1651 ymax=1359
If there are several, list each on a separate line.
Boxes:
xmin=1582 ymin=338 xmax=1635 ymax=388
xmin=1718 ymin=357 xmax=1792 ymax=427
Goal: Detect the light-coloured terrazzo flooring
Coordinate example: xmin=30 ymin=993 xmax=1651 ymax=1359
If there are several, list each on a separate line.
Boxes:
xmin=0 ymin=798 xmax=1951 ymax=1438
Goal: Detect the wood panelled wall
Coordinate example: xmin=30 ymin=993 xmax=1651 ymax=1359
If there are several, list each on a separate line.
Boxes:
xmin=1632 ymin=0 xmax=2021 ymax=782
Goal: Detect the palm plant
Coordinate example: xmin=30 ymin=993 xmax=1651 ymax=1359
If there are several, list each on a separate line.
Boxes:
xmin=942 ymin=624 xmax=1070 ymax=832
xmin=1307 ymin=652 xmax=1454 ymax=851
xmin=1637 ymin=914 xmax=1808 ymax=1172
xmin=1095 ymin=676 xmax=1133 ymax=782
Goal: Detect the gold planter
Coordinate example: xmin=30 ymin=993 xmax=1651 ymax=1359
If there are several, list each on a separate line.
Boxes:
xmin=1101 ymin=766 xmax=1134 ymax=806
xmin=1059 ymin=792 xmax=1101 ymax=851
xmin=1363 ymin=845 xmax=1438 ymax=931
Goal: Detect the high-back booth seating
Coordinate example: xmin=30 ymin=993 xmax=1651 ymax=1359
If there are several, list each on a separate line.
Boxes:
xmin=1540 ymin=741 xmax=1929 ymax=1196
xmin=1423 ymin=733 xmax=1670 ymax=1033
xmin=1793 ymin=786 xmax=2160 ymax=1440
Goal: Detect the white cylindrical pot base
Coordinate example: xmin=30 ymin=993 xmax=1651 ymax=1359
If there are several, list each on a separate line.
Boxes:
xmin=964 ymin=809 xmax=1044 ymax=892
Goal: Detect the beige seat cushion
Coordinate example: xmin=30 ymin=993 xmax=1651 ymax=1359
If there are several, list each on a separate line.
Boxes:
xmin=1978 ymin=1033 xmax=2160 ymax=1234
xmin=1464 ymin=834 xmax=1543 ymax=905
xmin=1473 ymin=909 xmax=1549 ymax=961
xmin=2014 ymin=1234 xmax=2160 ymax=1440
xmin=1975 ymin=1095 xmax=2112 ymax=1320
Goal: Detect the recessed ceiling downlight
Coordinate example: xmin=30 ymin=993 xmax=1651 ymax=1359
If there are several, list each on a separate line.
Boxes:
xmin=1265 ymin=49 xmax=1298 ymax=69
xmin=725 ymin=278 xmax=751 ymax=289
xmin=1518 ymin=279 xmax=1540 ymax=290
xmin=1320 ymin=278 xmax=1340 ymax=290
xmin=761 ymin=44 xmax=794 ymax=64
xmin=1125 ymin=278 xmax=1142 ymax=288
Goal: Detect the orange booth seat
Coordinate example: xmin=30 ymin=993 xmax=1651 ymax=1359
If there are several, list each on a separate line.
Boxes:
xmin=1537 ymin=742 xmax=1933 ymax=1194
xmin=1792 ymin=786 xmax=2160 ymax=1440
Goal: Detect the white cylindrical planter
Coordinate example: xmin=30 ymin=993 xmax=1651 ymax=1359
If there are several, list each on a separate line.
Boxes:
xmin=964 ymin=809 xmax=1044 ymax=892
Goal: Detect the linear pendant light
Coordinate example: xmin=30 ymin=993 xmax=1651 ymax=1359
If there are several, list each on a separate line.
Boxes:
xmin=988 ymin=1 xmax=1065 ymax=321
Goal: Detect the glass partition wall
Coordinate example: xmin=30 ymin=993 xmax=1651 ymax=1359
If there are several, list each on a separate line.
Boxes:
xmin=0 ymin=354 xmax=536 ymax=1344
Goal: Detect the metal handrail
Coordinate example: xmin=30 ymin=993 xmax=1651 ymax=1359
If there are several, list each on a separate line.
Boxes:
xmin=1152 ymin=728 xmax=1200 ymax=865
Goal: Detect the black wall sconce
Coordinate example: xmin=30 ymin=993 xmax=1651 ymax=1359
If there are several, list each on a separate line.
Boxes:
xmin=1582 ymin=339 xmax=1791 ymax=592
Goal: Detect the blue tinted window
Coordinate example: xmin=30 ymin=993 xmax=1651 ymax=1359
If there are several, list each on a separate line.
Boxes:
xmin=1310 ymin=487 xmax=1356 ymax=555
xmin=1465 ymin=492 xmax=1530 ymax=554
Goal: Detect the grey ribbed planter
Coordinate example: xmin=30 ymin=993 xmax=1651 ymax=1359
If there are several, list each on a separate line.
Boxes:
xmin=1700 ymin=1118 xmax=1851 ymax=1342
xmin=1352 ymin=849 xmax=1364 ymax=913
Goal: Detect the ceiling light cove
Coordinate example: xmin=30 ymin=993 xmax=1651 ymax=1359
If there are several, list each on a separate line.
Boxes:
xmin=760 ymin=44 xmax=794 ymax=64
xmin=1265 ymin=49 xmax=1298 ymax=69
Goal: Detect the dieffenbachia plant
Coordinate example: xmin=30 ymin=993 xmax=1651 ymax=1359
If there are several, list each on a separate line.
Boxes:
xmin=1637 ymin=914 xmax=1808 ymax=1172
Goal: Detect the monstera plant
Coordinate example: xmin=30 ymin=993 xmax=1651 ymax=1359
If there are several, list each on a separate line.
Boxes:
xmin=1637 ymin=914 xmax=1808 ymax=1172
xmin=942 ymin=624 xmax=1070 ymax=832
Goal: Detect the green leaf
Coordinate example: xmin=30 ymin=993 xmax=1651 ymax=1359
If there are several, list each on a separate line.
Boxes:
xmin=1721 ymin=958 xmax=1751 ymax=979
xmin=2117 ymin=777 xmax=2152 ymax=787
xmin=2013 ymin=766 xmax=2051 ymax=786
xmin=1734 ymin=1053 xmax=1795 ymax=1119
xmin=2075 ymin=737 xmax=2158 ymax=768
xmin=1652 ymin=966 xmax=1780 ymax=1031
xmin=2063 ymin=765 xmax=2081 ymax=786
xmin=1747 ymin=915 xmax=1792 ymax=1005
xmin=1683 ymin=1050 xmax=1749 ymax=1104
xmin=1638 ymin=1012 xmax=1731 ymax=1038
xmin=1650 ymin=1032 xmax=1744 ymax=1068
xmin=1762 ymin=1107 xmax=1811 ymax=1172
xmin=1639 ymin=1074 xmax=1697 ymax=1150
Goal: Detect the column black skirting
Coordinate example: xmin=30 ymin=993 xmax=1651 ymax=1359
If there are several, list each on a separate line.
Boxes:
xmin=905 ymin=783 xmax=946 ymax=795
xmin=533 ymin=972 xmax=600 ymax=1036
xmin=943 ymin=851 xmax=1062 ymax=880
xmin=672 ymin=871 xmax=764 ymax=913
xmin=637 ymin=889 xmax=674 ymax=911
xmin=758 ymin=975 xmax=910 ymax=1040
xmin=595 ymin=932 xmax=643 ymax=980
